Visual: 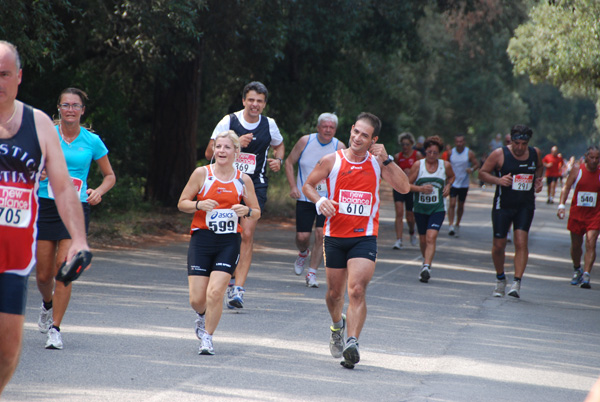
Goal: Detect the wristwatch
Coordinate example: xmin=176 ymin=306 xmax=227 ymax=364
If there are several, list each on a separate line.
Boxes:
xmin=246 ymin=207 xmax=252 ymax=218
xmin=383 ymin=155 xmax=394 ymax=166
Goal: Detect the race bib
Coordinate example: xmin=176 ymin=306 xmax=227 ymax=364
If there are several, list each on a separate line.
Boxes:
xmin=577 ymin=191 xmax=597 ymax=207
xmin=48 ymin=177 xmax=83 ymax=200
xmin=316 ymin=179 xmax=328 ymax=194
xmin=234 ymin=153 xmax=256 ymax=174
xmin=418 ymin=187 xmax=439 ymax=204
xmin=0 ymin=185 xmax=33 ymax=228
xmin=339 ymin=189 xmax=373 ymax=216
xmin=512 ymin=174 xmax=533 ymax=191
xmin=205 ymin=208 xmax=238 ymax=234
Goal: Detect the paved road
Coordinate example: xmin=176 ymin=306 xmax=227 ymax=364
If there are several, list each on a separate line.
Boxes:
xmin=4 ymin=184 xmax=600 ymax=401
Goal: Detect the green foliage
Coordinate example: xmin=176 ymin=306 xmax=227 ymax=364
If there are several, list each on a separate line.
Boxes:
xmin=508 ymin=0 xmax=600 ymax=129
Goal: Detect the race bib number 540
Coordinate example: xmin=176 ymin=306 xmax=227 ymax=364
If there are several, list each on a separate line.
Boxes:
xmin=0 ymin=185 xmax=33 ymax=228
xmin=339 ymin=190 xmax=373 ymax=216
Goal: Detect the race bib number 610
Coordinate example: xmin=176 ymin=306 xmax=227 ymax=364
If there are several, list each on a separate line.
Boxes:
xmin=0 ymin=185 xmax=33 ymax=228
xmin=339 ymin=189 xmax=373 ymax=216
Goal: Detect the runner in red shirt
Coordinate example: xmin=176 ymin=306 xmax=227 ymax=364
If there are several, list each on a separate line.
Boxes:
xmin=557 ymin=145 xmax=600 ymax=289
xmin=543 ymin=146 xmax=564 ymax=204
xmin=392 ymin=132 xmax=422 ymax=249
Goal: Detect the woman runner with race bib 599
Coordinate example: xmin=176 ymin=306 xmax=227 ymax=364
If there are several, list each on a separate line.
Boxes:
xmin=178 ymin=130 xmax=260 ymax=355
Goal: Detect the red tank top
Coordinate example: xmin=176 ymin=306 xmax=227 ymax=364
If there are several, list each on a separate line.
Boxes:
xmin=395 ymin=150 xmax=418 ymax=171
xmin=325 ymin=150 xmax=381 ymax=238
xmin=569 ymin=164 xmax=600 ymax=221
xmin=190 ymin=165 xmax=245 ymax=234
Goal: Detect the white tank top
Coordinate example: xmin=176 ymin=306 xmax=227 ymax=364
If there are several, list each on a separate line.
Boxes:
xmin=296 ymin=134 xmax=340 ymax=202
xmin=450 ymin=147 xmax=470 ymax=188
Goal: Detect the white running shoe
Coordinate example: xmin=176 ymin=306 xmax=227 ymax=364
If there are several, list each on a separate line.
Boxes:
xmin=306 ymin=273 xmax=318 ymax=288
xmin=195 ymin=313 xmax=205 ymax=340
xmin=410 ymin=234 xmax=417 ymax=246
xmin=294 ymin=250 xmax=309 ymax=275
xmin=419 ymin=266 xmax=431 ymax=283
xmin=329 ymin=314 xmax=346 ymax=358
xmin=38 ymin=304 xmax=53 ymax=334
xmin=448 ymin=225 xmax=456 ymax=236
xmin=507 ymin=281 xmax=521 ymax=298
xmin=493 ymin=278 xmax=506 ymax=297
xmin=392 ymin=239 xmax=403 ymax=250
xmin=45 ymin=328 xmax=63 ymax=350
xmin=199 ymin=333 xmax=214 ymax=355
xmin=454 ymin=226 xmax=460 ymax=238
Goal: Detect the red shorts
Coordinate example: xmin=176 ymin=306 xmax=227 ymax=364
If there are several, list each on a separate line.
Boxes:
xmin=568 ymin=216 xmax=600 ymax=236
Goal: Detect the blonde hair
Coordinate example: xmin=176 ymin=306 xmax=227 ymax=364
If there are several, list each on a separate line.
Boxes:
xmin=213 ymin=130 xmax=241 ymax=152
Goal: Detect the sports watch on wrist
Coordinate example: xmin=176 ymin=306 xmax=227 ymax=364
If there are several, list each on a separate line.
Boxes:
xmin=383 ymin=155 xmax=394 ymax=166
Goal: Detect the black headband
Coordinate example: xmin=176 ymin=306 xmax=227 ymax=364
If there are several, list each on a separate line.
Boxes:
xmin=511 ymin=132 xmax=531 ymax=141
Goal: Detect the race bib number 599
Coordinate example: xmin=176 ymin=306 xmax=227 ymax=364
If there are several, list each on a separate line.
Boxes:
xmin=0 ymin=185 xmax=33 ymax=228
xmin=205 ymin=208 xmax=238 ymax=234
xmin=339 ymin=190 xmax=373 ymax=216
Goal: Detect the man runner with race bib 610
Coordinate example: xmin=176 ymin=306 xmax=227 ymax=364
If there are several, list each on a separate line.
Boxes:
xmin=479 ymin=124 xmax=543 ymax=299
xmin=302 ymin=112 xmax=410 ymax=369
xmin=205 ymin=82 xmax=284 ymax=309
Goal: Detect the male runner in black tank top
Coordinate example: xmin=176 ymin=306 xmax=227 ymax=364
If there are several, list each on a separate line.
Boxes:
xmin=479 ymin=124 xmax=543 ymax=299
xmin=0 ymin=41 xmax=89 ymax=395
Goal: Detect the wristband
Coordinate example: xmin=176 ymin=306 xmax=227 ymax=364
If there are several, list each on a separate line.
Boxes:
xmin=196 ymin=200 xmax=201 ymax=210
xmin=315 ymin=196 xmax=327 ymax=215
xmin=558 ymin=204 xmax=566 ymax=210
xmin=277 ymin=158 xmax=283 ymax=166
xmin=246 ymin=207 xmax=252 ymax=217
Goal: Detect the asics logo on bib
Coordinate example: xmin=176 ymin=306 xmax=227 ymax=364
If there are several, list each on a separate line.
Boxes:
xmin=210 ymin=211 xmax=236 ymax=219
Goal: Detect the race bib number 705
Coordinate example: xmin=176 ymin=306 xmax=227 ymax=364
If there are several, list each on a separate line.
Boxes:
xmin=0 ymin=185 xmax=33 ymax=228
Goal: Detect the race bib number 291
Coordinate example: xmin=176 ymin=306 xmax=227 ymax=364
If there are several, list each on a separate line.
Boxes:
xmin=0 ymin=185 xmax=33 ymax=228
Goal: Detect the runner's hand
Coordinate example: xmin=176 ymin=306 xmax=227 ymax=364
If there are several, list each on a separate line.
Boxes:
xmin=289 ymin=187 xmax=301 ymax=199
xmin=319 ymin=199 xmax=339 ymax=217
xmin=498 ymin=173 xmax=513 ymax=187
xmin=198 ymin=199 xmax=219 ymax=212
xmin=420 ymin=184 xmax=434 ymax=194
xmin=267 ymin=158 xmax=282 ymax=172
xmin=231 ymin=204 xmax=248 ymax=217
xmin=86 ymin=188 xmax=102 ymax=206
xmin=534 ymin=177 xmax=543 ymax=193
xmin=239 ymin=133 xmax=253 ymax=148
xmin=368 ymin=143 xmax=388 ymax=163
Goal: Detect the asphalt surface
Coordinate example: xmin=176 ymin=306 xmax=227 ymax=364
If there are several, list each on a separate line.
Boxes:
xmin=3 ymin=183 xmax=600 ymax=402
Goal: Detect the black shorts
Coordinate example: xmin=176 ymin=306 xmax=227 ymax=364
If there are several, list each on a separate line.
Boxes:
xmin=253 ymin=183 xmax=268 ymax=211
xmin=414 ymin=211 xmax=445 ymax=235
xmin=0 ymin=273 xmax=28 ymax=315
xmin=296 ymin=200 xmax=325 ymax=232
xmin=37 ymin=197 xmax=90 ymax=241
xmin=187 ymin=229 xmax=241 ymax=277
xmin=546 ymin=176 xmax=560 ymax=185
xmin=324 ymin=236 xmax=377 ymax=268
xmin=450 ymin=187 xmax=469 ymax=202
xmin=393 ymin=190 xmax=414 ymax=211
xmin=492 ymin=208 xmax=535 ymax=238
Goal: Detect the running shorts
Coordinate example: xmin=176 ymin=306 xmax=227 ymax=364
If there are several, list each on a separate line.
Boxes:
xmin=414 ymin=211 xmax=445 ymax=235
xmin=393 ymin=190 xmax=414 ymax=211
xmin=492 ymin=208 xmax=535 ymax=238
xmin=37 ymin=197 xmax=90 ymax=241
xmin=187 ymin=229 xmax=241 ymax=276
xmin=296 ymin=200 xmax=325 ymax=232
xmin=324 ymin=236 xmax=377 ymax=268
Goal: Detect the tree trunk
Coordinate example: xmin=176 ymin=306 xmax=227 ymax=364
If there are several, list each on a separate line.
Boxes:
xmin=146 ymin=55 xmax=202 ymax=207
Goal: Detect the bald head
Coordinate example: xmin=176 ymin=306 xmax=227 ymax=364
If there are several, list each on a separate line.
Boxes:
xmin=551 ymin=146 xmax=558 ymax=155
xmin=0 ymin=41 xmax=21 ymax=70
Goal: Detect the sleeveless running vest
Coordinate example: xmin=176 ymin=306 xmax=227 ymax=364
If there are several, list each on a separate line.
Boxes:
xmin=450 ymin=147 xmax=470 ymax=188
xmin=0 ymin=104 xmax=43 ymax=275
xmin=413 ymin=160 xmax=447 ymax=215
xmin=190 ymin=165 xmax=245 ymax=234
xmin=395 ymin=149 xmax=418 ymax=171
xmin=325 ymin=150 xmax=381 ymax=238
xmin=296 ymin=134 xmax=340 ymax=201
xmin=229 ymin=113 xmax=271 ymax=186
xmin=569 ymin=164 xmax=600 ymax=221
xmin=493 ymin=146 xmax=538 ymax=210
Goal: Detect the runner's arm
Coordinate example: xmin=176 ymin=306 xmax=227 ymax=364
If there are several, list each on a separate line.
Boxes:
xmin=177 ymin=167 xmax=217 ymax=213
xmin=303 ymin=154 xmax=338 ymax=217
xmin=557 ymin=162 xmax=580 ymax=219
xmin=86 ymin=155 xmax=116 ymax=205
xmin=467 ymin=150 xmax=480 ymax=173
xmin=234 ymin=175 xmax=261 ymax=220
xmin=284 ymin=136 xmax=308 ymax=199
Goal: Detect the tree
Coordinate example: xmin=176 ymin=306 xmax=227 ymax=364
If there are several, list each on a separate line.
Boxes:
xmin=508 ymin=0 xmax=600 ymax=131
